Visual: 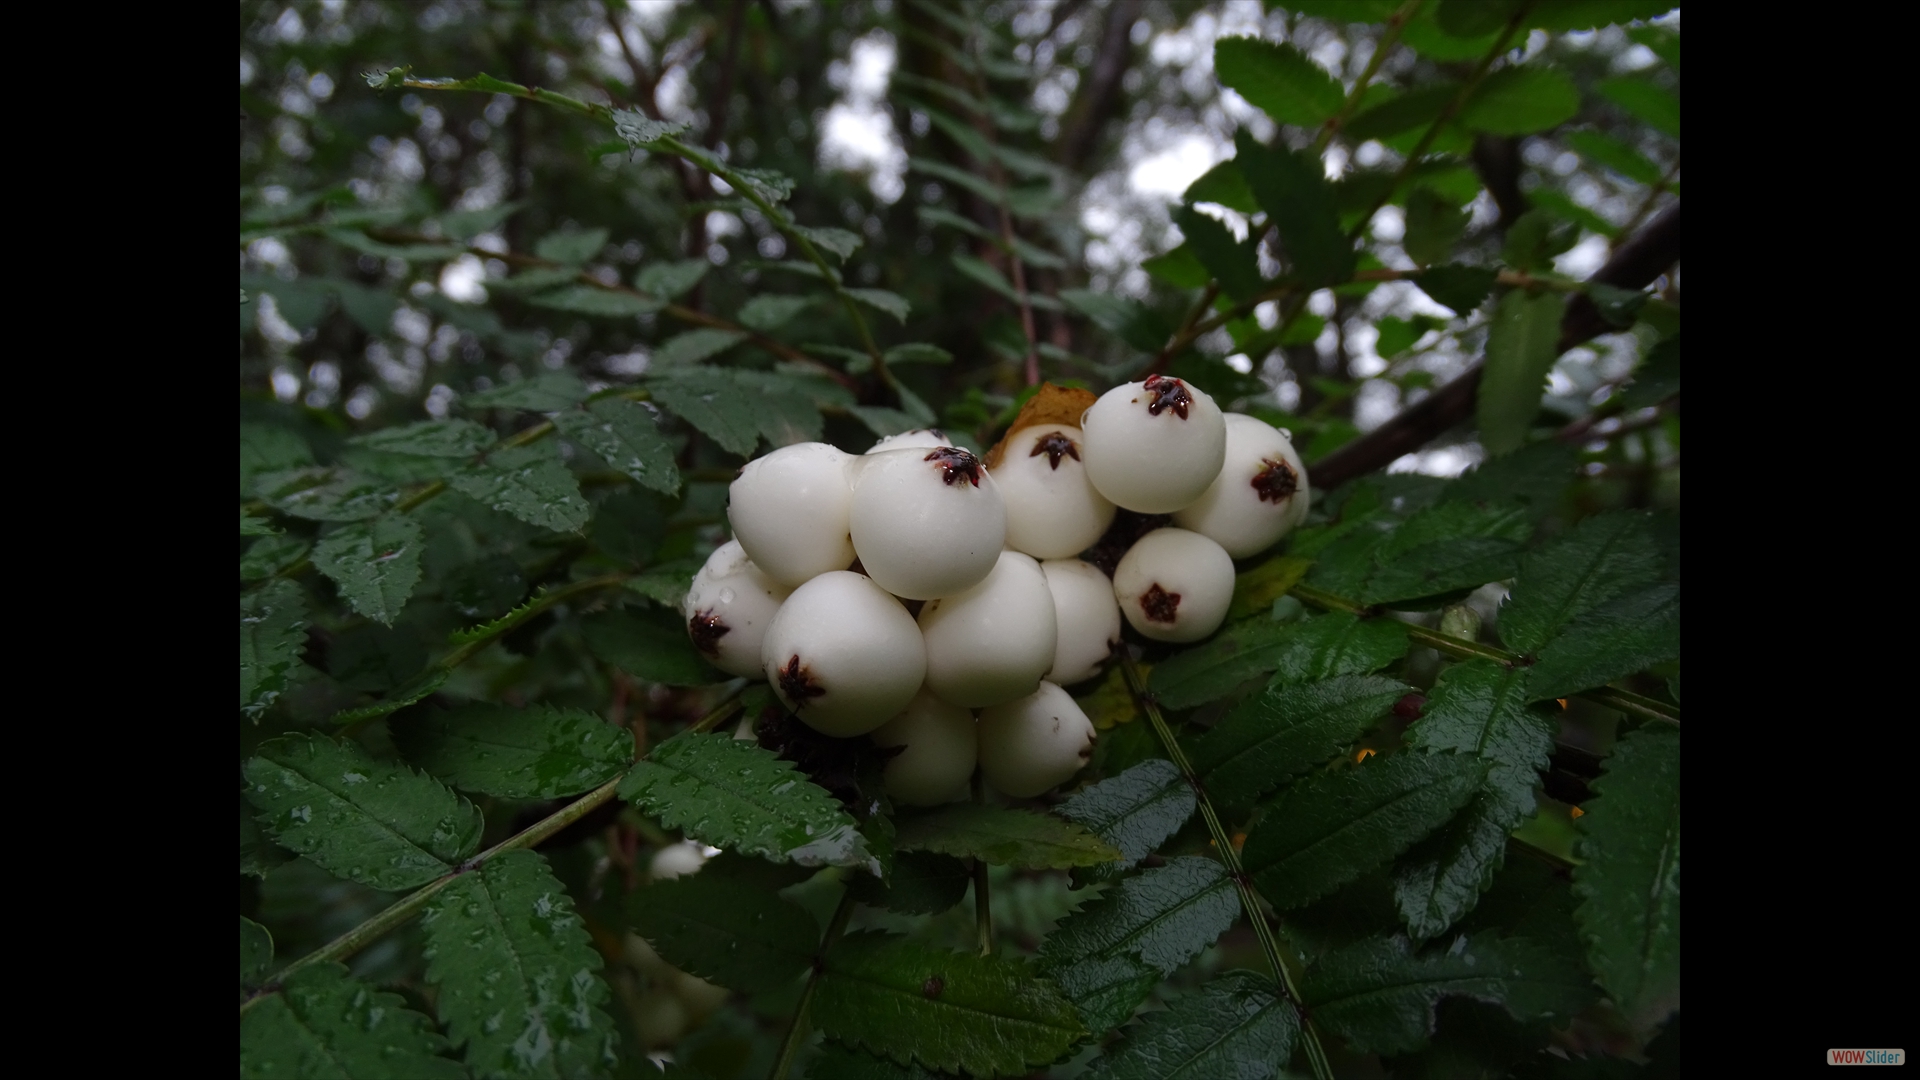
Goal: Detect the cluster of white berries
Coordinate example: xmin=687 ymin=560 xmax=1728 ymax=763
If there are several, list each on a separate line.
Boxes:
xmin=681 ymin=377 xmax=1309 ymax=806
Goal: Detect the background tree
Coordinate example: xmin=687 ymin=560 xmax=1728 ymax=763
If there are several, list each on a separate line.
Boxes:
xmin=241 ymin=2 xmax=1680 ymax=1077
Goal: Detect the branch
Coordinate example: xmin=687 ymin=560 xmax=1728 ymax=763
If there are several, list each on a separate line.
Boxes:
xmin=1118 ymin=652 xmax=1334 ymax=1080
xmin=1306 ymin=202 xmax=1682 ymax=490
xmin=1056 ymin=0 xmax=1142 ymax=171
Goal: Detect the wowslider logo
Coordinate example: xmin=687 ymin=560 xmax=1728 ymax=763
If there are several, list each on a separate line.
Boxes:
xmin=1828 ymin=1049 xmax=1905 ymax=1065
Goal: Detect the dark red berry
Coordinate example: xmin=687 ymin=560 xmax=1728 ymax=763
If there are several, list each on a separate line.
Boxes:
xmin=1142 ymin=375 xmax=1193 ymax=420
xmin=1251 ymin=457 xmax=1298 ymax=503
xmin=924 ymin=446 xmax=982 ymax=486
xmin=1141 ymin=583 xmax=1181 ymax=623
xmin=922 ymin=976 xmax=945 ymax=999
xmin=687 ymin=610 xmax=730 ymax=656
xmin=1393 ymin=693 xmax=1427 ymax=721
xmin=1029 ymin=431 xmax=1081 ymax=470
xmin=778 ymin=655 xmax=826 ymax=708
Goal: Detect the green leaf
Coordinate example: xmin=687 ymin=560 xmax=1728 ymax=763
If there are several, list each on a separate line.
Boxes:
xmin=650 ymin=368 xmax=821 ymax=455
xmin=1183 ymin=159 xmax=1259 ymax=214
xmin=1268 ymin=612 xmax=1413 ymax=687
xmin=350 ymin=419 xmax=496 ymax=458
xmin=527 ymin=285 xmax=664 ymax=318
xmin=423 ymin=850 xmax=620 ymax=1078
xmin=626 ymin=862 xmax=818 ymax=995
xmin=1142 ymin=243 xmax=1212 ymax=290
xmin=883 ymin=343 xmax=953 ymax=366
xmin=1392 ymin=773 xmax=1537 ymax=941
xmin=1436 ymin=0 xmax=1523 ymax=37
xmin=242 ymin=916 xmax=275 ymax=988
xmin=1531 ymin=1 xmax=1678 ymax=31
xmin=1499 ymin=512 xmax=1662 ymax=653
xmin=448 ymin=444 xmax=591 ymax=533
xmin=1147 ymin=619 xmax=1295 ymax=711
xmin=1227 ymin=554 xmax=1313 ymax=621
xmin=611 ymin=109 xmax=689 ymax=148
xmin=393 ymin=704 xmax=633 ymax=799
xmin=242 ymin=579 xmax=309 ymax=720
xmin=326 ymin=229 xmax=465 ymax=263
xmin=1345 ymin=83 xmax=1460 ymax=142
xmin=463 ymin=371 xmax=591 ymax=411
xmin=893 ymin=803 xmax=1121 ymax=869
xmin=1242 ymin=751 xmax=1484 ymax=910
xmin=330 ymin=668 xmax=452 ymax=728
xmin=846 ymin=287 xmax=911 ymax=324
xmin=1459 ymin=66 xmax=1580 ymax=135
xmin=437 ymin=200 xmax=521 ymax=241
xmin=1234 ymin=130 xmax=1355 ymax=287
xmin=1213 ymin=37 xmax=1344 ymax=128
xmin=738 ymin=294 xmax=813 ymax=331
xmin=241 ymin=963 xmax=465 ymax=1080
xmin=1413 ymin=264 xmax=1498 ymax=315
xmin=1046 ymin=952 xmax=1162 ymax=1033
xmin=1301 ymin=932 xmax=1597 ymax=1054
xmin=1083 ymin=970 xmax=1298 ymax=1080
xmin=242 ymin=804 xmax=293 ymax=879
xmin=1404 ymin=187 xmax=1471 ymax=267
xmin=241 ymin=509 xmax=280 ymax=536
xmin=808 ymin=1042 xmax=944 ymax=1080
xmin=487 ymin=267 xmax=580 ymax=295
xmin=1593 ymin=76 xmax=1680 ymax=138
xmin=259 ymin=466 xmax=397 ymax=522
xmin=1039 ymin=857 xmax=1239 ymax=975
xmin=1573 ymin=725 xmax=1679 ymax=1029
xmin=581 ymin=605 xmax=722 ymax=687
xmin=1618 ymin=334 xmax=1679 ymax=411
xmin=1057 ymin=759 xmax=1195 ymax=873
xmin=1442 ymin=438 xmax=1577 ymax=514
xmin=312 ymin=515 xmax=424 ymax=625
xmin=243 ymin=732 xmax=483 ymax=890
xmin=1190 ymin=675 xmax=1412 ymax=807
xmin=795 ymin=224 xmax=863 ymax=261
xmin=848 ymin=849 xmax=973 ymax=915
xmin=1563 ymin=129 xmax=1662 ymax=186
xmin=1407 ymin=661 xmax=1555 ymax=771
xmin=950 ymin=252 xmax=1021 ymax=302
xmin=618 ymin=731 xmax=874 ymax=869
xmin=1478 ymin=288 xmax=1567 ymax=455
xmin=535 ymin=227 xmax=610 ymax=265
xmin=623 ymin=558 xmax=704 ymax=609
xmin=1527 ymin=583 xmax=1680 ymax=701
xmin=653 ymin=328 xmax=749 ymax=367
xmin=1530 ymin=189 xmax=1620 ymax=239
xmin=1503 ymin=208 xmax=1577 ymax=274
xmin=554 ymin=398 xmax=681 ymax=495
xmin=1173 ymin=205 xmax=1264 ymax=301
xmin=814 ymin=932 xmax=1087 ymax=1077
xmin=1060 ymin=289 xmax=1174 ymax=353
xmin=635 ymin=259 xmax=709 ymax=299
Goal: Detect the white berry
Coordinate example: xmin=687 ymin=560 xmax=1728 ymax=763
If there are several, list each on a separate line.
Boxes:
xmin=649 ymin=840 xmax=708 ymax=881
xmin=848 ymin=446 xmax=1007 ymax=600
xmin=869 ymin=688 xmax=977 ymax=806
xmin=1040 ymin=558 xmax=1122 ymax=685
xmin=991 ymin=424 xmax=1117 ymax=560
xmin=1172 ymin=413 xmax=1311 ymax=557
xmin=917 ymin=550 xmax=1058 ymax=709
xmin=760 ymin=570 xmax=927 ymax=737
xmin=726 ymin=441 xmax=856 ymax=587
xmin=1079 ymin=376 xmax=1227 ymax=513
xmin=976 ymin=682 xmax=1096 ymax=798
xmin=1112 ymin=527 xmax=1235 ymax=643
xmin=864 ymin=428 xmax=954 ymax=454
xmin=682 ymin=540 xmax=793 ymax=679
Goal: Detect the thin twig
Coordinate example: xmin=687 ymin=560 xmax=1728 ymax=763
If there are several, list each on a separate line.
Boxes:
xmin=1118 ymin=653 xmax=1334 ymax=1080
xmin=770 ymin=887 xmax=858 ymax=1080
xmin=971 ymin=769 xmax=994 ymax=956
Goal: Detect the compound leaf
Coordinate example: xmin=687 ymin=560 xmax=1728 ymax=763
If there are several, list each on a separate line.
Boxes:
xmin=243 ymin=732 xmax=482 ymax=891
xmin=312 ymin=514 xmax=424 ymax=625
xmin=618 ymin=731 xmax=873 ymax=870
xmin=1573 ymin=725 xmax=1680 ymax=1029
xmin=893 ymin=803 xmax=1121 ymax=869
xmin=422 ymin=850 xmax=620 ymax=1078
xmin=392 ymin=704 xmax=633 ymax=800
xmin=240 ymin=963 xmax=465 ymax=1079
xmin=1083 ymin=970 xmax=1298 ymax=1080
xmin=1189 ymin=675 xmax=1411 ymax=808
xmin=813 ymin=931 xmax=1086 ymax=1077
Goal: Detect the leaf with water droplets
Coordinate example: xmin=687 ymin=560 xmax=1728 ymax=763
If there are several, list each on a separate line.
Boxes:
xmin=241 ymin=917 xmax=274 ymax=990
xmin=242 ymin=732 xmax=483 ymax=891
xmin=1058 ymin=758 xmax=1195 ymax=888
xmin=312 ymin=514 xmax=424 ymax=625
xmin=625 ymin=858 xmax=817 ymax=995
xmin=1082 ymin=970 xmax=1298 ymax=1080
xmin=241 ymin=962 xmax=466 ymax=1079
xmin=348 ymin=418 xmax=498 ymax=458
xmin=257 ymin=465 xmax=398 ymax=522
xmin=618 ymin=731 xmax=872 ymax=870
xmin=421 ymin=850 xmax=620 ymax=1079
xmin=1188 ymin=675 xmax=1412 ymax=808
xmin=241 ymin=579 xmax=308 ymax=720
xmin=813 ymin=931 xmax=1087 ymax=1077
xmin=892 ymin=803 xmax=1122 ymax=869
xmin=1039 ymin=857 xmax=1240 ymax=977
xmin=553 ymin=398 xmax=681 ymax=495
xmin=393 ymin=703 xmax=633 ymax=799
xmin=448 ymin=443 xmax=591 ymax=534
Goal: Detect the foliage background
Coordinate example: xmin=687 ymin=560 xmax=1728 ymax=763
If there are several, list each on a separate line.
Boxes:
xmin=240 ymin=2 xmax=1680 ymax=1077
